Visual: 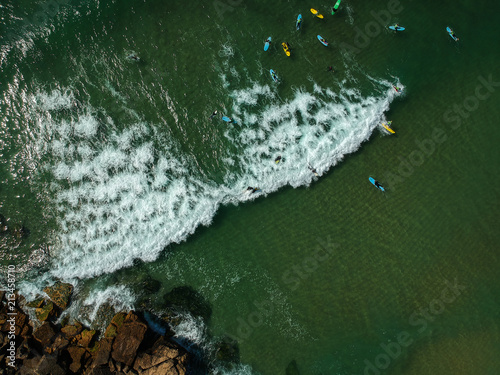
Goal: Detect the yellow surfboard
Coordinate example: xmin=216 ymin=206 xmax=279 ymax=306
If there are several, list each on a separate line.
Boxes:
xmin=282 ymin=42 xmax=291 ymax=57
xmin=382 ymin=121 xmax=395 ymax=134
xmin=310 ymin=8 xmax=324 ymax=19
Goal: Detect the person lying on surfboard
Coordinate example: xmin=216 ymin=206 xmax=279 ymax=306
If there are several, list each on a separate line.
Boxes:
xmin=209 ymin=110 xmax=218 ymax=119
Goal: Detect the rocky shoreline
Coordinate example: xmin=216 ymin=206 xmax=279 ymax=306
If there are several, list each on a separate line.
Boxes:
xmin=0 ymin=282 xmax=191 ymax=375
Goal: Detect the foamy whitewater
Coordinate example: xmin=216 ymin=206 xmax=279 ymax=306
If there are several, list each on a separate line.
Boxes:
xmin=25 ymin=73 xmax=399 ymax=280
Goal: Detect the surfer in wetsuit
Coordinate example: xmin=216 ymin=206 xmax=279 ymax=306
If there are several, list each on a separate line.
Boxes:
xmin=327 ymin=66 xmax=334 ymax=72
xmin=275 ymin=156 xmax=282 ymax=164
xmin=128 ymin=54 xmax=140 ymax=61
xmin=210 ymin=110 xmax=218 ymax=119
xmin=308 ymin=166 xmax=318 ymax=175
xmin=374 ymin=181 xmax=383 ymax=189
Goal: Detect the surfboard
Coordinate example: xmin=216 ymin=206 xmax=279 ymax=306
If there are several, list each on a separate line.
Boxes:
xmin=389 ymin=25 xmax=405 ymax=31
xmin=264 ymin=37 xmax=271 ymax=51
xmin=310 ymin=8 xmax=324 ymax=19
xmin=332 ymin=0 xmax=341 ymax=14
xmin=296 ymin=14 xmax=302 ymax=30
xmin=282 ymin=42 xmax=291 ymax=57
xmin=393 ymin=85 xmax=402 ymax=93
xmin=369 ymin=177 xmax=385 ymax=191
xmin=317 ymin=35 xmax=328 ymax=46
xmin=446 ymin=27 xmax=459 ymax=41
xmin=382 ymin=121 xmax=395 ymax=134
xmin=270 ymin=69 xmax=278 ymax=82
xmin=222 ymin=116 xmax=237 ymax=124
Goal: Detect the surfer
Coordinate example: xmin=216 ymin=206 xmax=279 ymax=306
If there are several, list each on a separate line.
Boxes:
xmin=128 ymin=54 xmax=140 ymax=61
xmin=247 ymin=187 xmax=260 ymax=194
xmin=374 ymin=181 xmax=383 ymax=189
xmin=327 ymin=66 xmax=334 ymax=72
xmin=451 ymin=31 xmax=459 ymax=41
xmin=275 ymin=156 xmax=282 ymax=164
xmin=209 ymin=110 xmax=218 ymax=119
xmin=393 ymin=85 xmax=402 ymax=93
xmin=308 ymin=166 xmax=318 ymax=175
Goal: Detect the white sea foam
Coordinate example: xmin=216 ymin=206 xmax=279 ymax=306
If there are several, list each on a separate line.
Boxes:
xmin=82 ymin=285 xmax=135 ymax=322
xmin=30 ymin=69 xmax=396 ymax=280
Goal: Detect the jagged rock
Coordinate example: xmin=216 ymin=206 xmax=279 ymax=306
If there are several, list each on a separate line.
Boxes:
xmin=110 ymin=312 xmax=127 ymax=329
xmin=104 ymin=323 xmax=118 ymax=338
xmin=111 ymin=312 xmax=147 ymax=366
xmin=61 ymin=321 xmax=83 ymax=339
xmin=92 ymin=338 xmax=113 ymax=368
xmin=143 ymin=361 xmax=174 ymax=375
xmin=67 ymin=346 xmax=87 ymax=373
xmin=47 ymin=335 xmax=69 ymax=354
xmin=77 ymin=329 xmax=96 ymax=347
xmin=0 ymin=312 xmax=6 ymax=327
xmin=43 ymin=282 xmax=73 ymax=310
xmin=215 ymin=338 xmax=240 ymax=363
xmin=8 ymin=308 xmax=29 ymax=337
xmin=85 ymin=366 xmax=113 ymax=375
xmin=33 ymin=322 xmax=56 ymax=347
xmin=133 ymin=338 xmax=189 ymax=375
xmin=20 ymin=354 xmax=65 ymax=375
xmin=16 ymin=338 xmax=31 ymax=361
xmin=26 ymin=297 xmax=45 ymax=308
xmin=35 ymin=301 xmax=54 ymax=322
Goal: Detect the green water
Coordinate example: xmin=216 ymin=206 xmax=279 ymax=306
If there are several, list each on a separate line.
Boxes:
xmin=1 ymin=0 xmax=499 ymax=374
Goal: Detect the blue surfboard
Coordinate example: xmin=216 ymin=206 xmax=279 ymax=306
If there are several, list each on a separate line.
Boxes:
xmin=369 ymin=177 xmax=385 ymax=192
xmin=270 ymin=69 xmax=278 ymax=82
xmin=446 ymin=27 xmax=459 ymax=41
xmin=389 ymin=25 xmax=405 ymax=31
xmin=264 ymin=36 xmax=271 ymax=51
xmin=317 ymin=35 xmax=328 ymax=46
xmin=296 ymin=14 xmax=302 ymax=30
xmin=222 ymin=116 xmax=237 ymax=124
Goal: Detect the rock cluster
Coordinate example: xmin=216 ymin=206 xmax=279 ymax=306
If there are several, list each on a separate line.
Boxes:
xmin=0 ymin=284 xmax=191 ymax=375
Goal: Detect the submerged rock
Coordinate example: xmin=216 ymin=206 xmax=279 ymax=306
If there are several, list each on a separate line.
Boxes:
xmin=286 ymin=359 xmax=301 ymax=375
xmin=164 ymin=285 xmax=212 ymax=323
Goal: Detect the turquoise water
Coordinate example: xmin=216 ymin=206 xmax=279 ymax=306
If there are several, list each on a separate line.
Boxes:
xmin=1 ymin=0 xmax=499 ymax=374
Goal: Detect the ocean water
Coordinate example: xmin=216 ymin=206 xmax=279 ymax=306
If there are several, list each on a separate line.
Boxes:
xmin=1 ymin=0 xmax=499 ymax=374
